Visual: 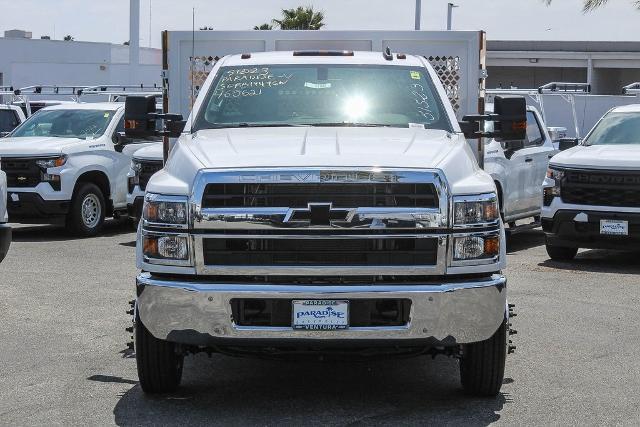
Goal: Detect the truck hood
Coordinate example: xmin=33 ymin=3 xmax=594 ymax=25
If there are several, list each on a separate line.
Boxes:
xmin=185 ymin=127 xmax=456 ymax=169
xmin=551 ymin=144 xmax=640 ymax=171
xmin=0 ymin=136 xmax=83 ymax=157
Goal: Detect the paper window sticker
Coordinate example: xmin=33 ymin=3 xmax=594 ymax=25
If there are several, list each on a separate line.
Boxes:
xmin=410 ymin=71 xmax=421 ymax=80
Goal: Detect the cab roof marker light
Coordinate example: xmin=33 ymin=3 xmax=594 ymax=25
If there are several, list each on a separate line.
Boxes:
xmin=241 ymin=53 xmax=251 ymax=59
xmin=396 ymin=53 xmax=407 ymax=59
xmin=293 ymin=50 xmax=354 ymax=57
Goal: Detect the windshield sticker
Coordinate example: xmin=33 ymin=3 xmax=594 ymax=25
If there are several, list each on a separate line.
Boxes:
xmin=304 ymin=82 xmax=332 ymax=89
xmin=410 ymin=71 xmax=421 ymax=80
xmin=214 ymin=67 xmax=294 ymax=99
xmin=103 ymin=112 xmax=110 ymax=118
xmin=411 ymin=83 xmax=436 ymax=122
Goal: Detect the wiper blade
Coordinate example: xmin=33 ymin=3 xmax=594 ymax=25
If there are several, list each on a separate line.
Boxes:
xmin=205 ymin=123 xmax=309 ymax=129
xmin=301 ymin=122 xmax=395 ymax=128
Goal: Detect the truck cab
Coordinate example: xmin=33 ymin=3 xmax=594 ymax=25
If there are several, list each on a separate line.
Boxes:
xmin=125 ymin=50 xmax=525 ymax=396
xmin=484 ymin=105 xmax=556 ymax=227
xmin=0 ymin=105 xmax=26 ymax=137
xmin=0 ymin=103 xmax=152 ymax=235
xmin=542 ymin=104 xmax=640 ymax=260
xmin=0 ymin=160 xmax=10 ymax=262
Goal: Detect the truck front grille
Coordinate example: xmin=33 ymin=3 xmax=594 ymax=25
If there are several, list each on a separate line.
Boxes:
xmin=203 ymin=237 xmax=438 ymax=266
xmin=138 ymin=160 xmax=163 ymax=191
xmin=1 ymin=158 xmax=42 ymax=187
xmin=202 ymin=183 xmax=438 ymax=208
xmin=562 ymin=170 xmax=640 ymax=208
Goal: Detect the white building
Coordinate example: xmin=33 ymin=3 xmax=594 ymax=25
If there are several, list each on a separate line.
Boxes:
xmin=0 ymin=30 xmax=161 ymax=90
xmin=487 ymin=40 xmax=640 ymax=94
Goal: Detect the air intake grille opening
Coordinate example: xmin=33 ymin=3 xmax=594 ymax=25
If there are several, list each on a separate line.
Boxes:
xmin=0 ymin=158 xmax=42 ymax=187
xmin=202 ymin=183 xmax=438 ymax=208
xmin=203 ymin=237 xmax=438 ymax=266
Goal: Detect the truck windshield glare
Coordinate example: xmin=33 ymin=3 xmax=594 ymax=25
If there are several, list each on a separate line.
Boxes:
xmin=11 ymin=109 xmax=116 ymax=139
xmin=193 ymin=65 xmax=452 ymax=132
xmin=585 ymin=112 xmax=640 ymax=145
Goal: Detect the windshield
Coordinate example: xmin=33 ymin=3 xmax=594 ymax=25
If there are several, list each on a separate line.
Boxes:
xmin=584 ymin=112 xmax=640 ymax=146
xmin=11 ymin=109 xmax=116 ymax=139
xmin=193 ymin=64 xmax=452 ymax=132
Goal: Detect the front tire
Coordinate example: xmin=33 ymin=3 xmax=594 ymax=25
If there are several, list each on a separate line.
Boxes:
xmin=135 ymin=312 xmax=184 ymax=394
xmin=545 ymin=239 xmax=578 ymax=261
xmin=66 ymin=183 xmax=105 ymax=236
xmin=460 ymin=319 xmax=507 ymax=397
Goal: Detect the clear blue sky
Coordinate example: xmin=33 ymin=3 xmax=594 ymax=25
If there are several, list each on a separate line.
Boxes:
xmin=1 ymin=0 xmax=638 ymax=47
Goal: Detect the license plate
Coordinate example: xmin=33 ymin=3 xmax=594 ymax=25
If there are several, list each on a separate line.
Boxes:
xmin=292 ymin=300 xmax=349 ymax=330
xmin=600 ymin=219 xmax=628 ymax=236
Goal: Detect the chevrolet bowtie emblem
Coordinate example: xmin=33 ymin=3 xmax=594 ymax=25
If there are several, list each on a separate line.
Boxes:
xmin=284 ymin=203 xmax=354 ymax=226
xmin=17 ymin=176 xmax=27 ymax=181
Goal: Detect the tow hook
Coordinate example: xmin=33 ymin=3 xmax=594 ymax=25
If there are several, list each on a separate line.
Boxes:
xmin=508 ymin=303 xmax=517 ymax=354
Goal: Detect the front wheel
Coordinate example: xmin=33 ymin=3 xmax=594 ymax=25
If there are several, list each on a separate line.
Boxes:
xmin=460 ymin=319 xmax=507 ymax=397
xmin=66 ymin=183 xmax=105 ymax=236
xmin=135 ymin=312 xmax=184 ymax=394
xmin=545 ymin=239 xmax=578 ymax=261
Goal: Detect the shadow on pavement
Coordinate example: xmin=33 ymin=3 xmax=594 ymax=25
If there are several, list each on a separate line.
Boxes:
xmin=88 ymin=374 xmax=138 ymax=385
xmin=539 ymin=249 xmax=640 ymax=275
xmin=506 ymin=229 xmax=545 ymax=253
xmin=112 ymin=354 xmax=509 ymax=426
xmin=10 ymin=219 xmax=134 ymax=242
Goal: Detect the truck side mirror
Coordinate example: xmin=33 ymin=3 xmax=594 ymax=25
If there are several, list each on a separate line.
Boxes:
xmin=458 ymin=120 xmax=479 ymax=139
xmin=502 ymin=139 xmax=524 ymax=152
xmin=166 ymin=118 xmax=186 ymax=138
xmin=558 ymin=137 xmax=579 ymax=151
xmin=492 ymin=96 xmax=527 ymax=142
xmin=124 ymin=96 xmax=157 ymax=138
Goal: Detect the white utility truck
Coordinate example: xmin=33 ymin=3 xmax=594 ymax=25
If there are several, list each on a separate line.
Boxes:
xmin=127 ymin=144 xmax=163 ymax=222
xmin=124 ymin=49 xmax=527 ymax=396
xmin=542 ymin=104 xmax=640 ymax=260
xmin=0 ymin=102 xmax=156 ymax=236
xmin=484 ymin=104 xmax=557 ymax=229
xmin=0 ymin=161 xmax=10 ymax=262
xmin=0 ymin=105 xmax=26 ymax=137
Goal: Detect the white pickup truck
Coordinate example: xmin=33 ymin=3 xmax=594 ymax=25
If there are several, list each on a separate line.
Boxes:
xmin=0 ymin=105 xmax=26 ymax=137
xmin=0 ymin=103 xmax=155 ymax=235
xmin=0 ymin=161 xmax=10 ymax=262
xmin=125 ymin=50 xmax=526 ymax=396
xmin=542 ymin=104 xmax=640 ymax=260
xmin=485 ymin=105 xmax=556 ymax=228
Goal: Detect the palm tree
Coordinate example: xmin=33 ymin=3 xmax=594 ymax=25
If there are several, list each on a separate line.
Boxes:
xmin=253 ymin=23 xmax=273 ymax=30
xmin=272 ymin=6 xmax=325 ymax=30
xmin=544 ymin=0 xmax=640 ymax=12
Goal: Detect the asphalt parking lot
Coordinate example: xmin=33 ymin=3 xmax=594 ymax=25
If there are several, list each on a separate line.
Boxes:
xmin=1 ymin=221 xmax=639 ymax=426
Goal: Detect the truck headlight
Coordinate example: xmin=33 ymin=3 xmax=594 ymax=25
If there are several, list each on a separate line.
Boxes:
xmin=143 ymin=193 xmax=188 ymax=226
xmin=453 ymin=194 xmax=499 ymax=227
xmin=453 ymin=234 xmax=500 ymax=261
xmin=36 ymin=156 xmax=67 ymax=169
xmin=143 ymin=234 xmax=190 ymax=260
xmin=543 ymin=167 xmax=563 ymax=206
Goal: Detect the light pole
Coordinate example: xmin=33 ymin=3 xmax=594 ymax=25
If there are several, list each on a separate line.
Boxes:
xmin=415 ymin=0 xmax=422 ymax=30
xmin=447 ymin=3 xmax=458 ymax=30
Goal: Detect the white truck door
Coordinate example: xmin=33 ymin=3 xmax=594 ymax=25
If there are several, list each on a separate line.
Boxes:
xmin=519 ymin=110 xmax=555 ymax=215
xmin=109 ymin=115 xmax=135 ymax=208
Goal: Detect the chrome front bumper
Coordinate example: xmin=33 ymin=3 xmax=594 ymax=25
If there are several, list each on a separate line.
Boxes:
xmin=136 ymin=273 xmax=507 ymax=346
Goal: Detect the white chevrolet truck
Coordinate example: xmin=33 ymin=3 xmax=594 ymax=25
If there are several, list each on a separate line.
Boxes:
xmin=542 ymin=104 xmax=640 ymax=260
xmin=0 ymin=103 xmax=155 ymax=236
xmin=485 ymin=105 xmax=556 ymax=229
xmin=0 ymin=161 xmax=10 ymax=262
xmin=125 ymin=50 xmax=526 ymax=396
